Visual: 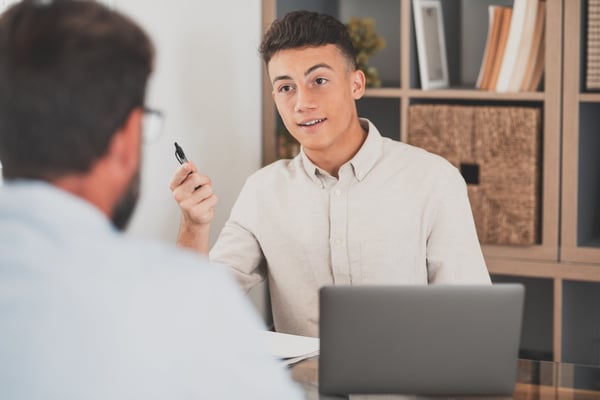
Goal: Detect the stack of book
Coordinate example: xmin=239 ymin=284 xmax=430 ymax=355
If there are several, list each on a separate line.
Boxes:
xmin=476 ymin=0 xmax=545 ymax=92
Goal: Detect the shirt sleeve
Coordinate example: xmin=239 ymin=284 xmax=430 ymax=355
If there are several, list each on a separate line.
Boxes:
xmin=210 ymin=177 xmax=266 ymax=292
xmin=426 ymin=166 xmax=492 ymax=284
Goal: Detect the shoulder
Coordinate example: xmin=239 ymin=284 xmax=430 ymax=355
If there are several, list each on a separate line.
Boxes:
xmin=84 ymin=234 xmax=230 ymax=294
xmin=86 ymin=237 xmax=256 ymax=327
xmin=241 ymin=156 xmax=303 ymax=190
xmin=119 ymin=237 xmax=224 ymax=279
xmin=381 ymin=137 xmax=461 ymax=181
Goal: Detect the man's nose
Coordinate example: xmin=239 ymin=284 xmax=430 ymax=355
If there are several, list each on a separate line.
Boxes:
xmin=294 ymin=86 xmax=317 ymax=112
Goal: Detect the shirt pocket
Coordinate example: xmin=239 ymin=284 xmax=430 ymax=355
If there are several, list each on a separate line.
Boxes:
xmin=358 ymin=240 xmax=419 ymax=285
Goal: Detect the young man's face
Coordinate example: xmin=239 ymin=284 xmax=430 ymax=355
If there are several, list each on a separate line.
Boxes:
xmin=268 ymin=44 xmax=365 ymax=159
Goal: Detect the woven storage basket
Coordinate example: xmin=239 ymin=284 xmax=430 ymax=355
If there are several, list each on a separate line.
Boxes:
xmin=407 ymin=104 xmax=542 ymax=246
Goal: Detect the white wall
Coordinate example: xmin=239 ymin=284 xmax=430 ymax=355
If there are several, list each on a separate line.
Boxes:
xmin=114 ymin=1 xmax=267 ymax=314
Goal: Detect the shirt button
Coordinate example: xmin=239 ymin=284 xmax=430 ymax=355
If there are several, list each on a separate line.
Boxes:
xmin=335 ymin=189 xmax=342 ymax=196
xmin=334 ymin=238 xmax=343 ymax=246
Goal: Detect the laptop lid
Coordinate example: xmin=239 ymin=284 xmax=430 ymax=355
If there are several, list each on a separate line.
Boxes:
xmin=318 ymin=284 xmax=525 ymax=396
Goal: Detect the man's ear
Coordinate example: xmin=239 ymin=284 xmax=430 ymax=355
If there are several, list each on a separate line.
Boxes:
xmin=351 ymin=69 xmax=366 ymax=100
xmin=107 ymin=108 xmax=143 ymax=180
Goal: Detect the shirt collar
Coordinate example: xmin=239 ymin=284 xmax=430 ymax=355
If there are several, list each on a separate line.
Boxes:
xmin=349 ymin=118 xmax=384 ymax=181
xmin=299 ymin=118 xmax=384 ymax=184
xmin=299 ymin=149 xmax=326 ymax=187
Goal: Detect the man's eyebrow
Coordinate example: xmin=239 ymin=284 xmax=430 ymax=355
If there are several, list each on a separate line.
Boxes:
xmin=305 ymin=63 xmax=333 ymax=76
xmin=271 ymin=63 xmax=334 ymax=84
xmin=272 ymin=74 xmax=292 ymax=84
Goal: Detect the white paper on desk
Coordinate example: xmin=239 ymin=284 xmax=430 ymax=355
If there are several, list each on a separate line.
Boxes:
xmin=261 ymin=331 xmax=319 ymax=366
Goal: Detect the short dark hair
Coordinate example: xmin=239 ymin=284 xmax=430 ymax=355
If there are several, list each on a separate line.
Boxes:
xmin=259 ymin=10 xmax=356 ymax=69
xmin=0 ymin=0 xmax=154 ymax=181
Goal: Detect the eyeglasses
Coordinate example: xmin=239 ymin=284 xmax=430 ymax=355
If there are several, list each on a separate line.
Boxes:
xmin=142 ymin=107 xmax=164 ymax=143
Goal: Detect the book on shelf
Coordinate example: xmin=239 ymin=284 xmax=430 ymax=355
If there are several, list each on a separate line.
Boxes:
xmin=505 ymin=0 xmax=539 ymax=92
xmin=494 ymin=0 xmax=528 ymax=92
xmin=476 ymin=5 xmax=504 ymax=90
xmin=521 ymin=1 xmax=546 ymax=91
xmin=476 ymin=0 xmax=545 ymax=92
xmin=486 ymin=7 xmax=513 ymax=91
xmin=527 ymin=40 xmax=545 ymax=91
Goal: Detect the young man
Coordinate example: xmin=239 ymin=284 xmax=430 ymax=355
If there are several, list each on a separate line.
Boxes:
xmin=0 ymin=1 xmax=302 ymax=398
xmin=170 ymin=10 xmax=491 ymax=338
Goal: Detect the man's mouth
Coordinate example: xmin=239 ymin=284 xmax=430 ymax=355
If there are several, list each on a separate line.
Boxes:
xmin=298 ymin=118 xmax=326 ymax=127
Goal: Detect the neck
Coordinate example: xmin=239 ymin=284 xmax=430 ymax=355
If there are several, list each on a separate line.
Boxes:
xmin=51 ymin=159 xmax=123 ymax=221
xmin=304 ymin=119 xmax=367 ymax=178
xmin=52 ymin=174 xmax=111 ymax=218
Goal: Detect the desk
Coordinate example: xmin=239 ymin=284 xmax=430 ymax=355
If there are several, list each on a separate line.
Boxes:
xmin=289 ymin=358 xmax=600 ymax=400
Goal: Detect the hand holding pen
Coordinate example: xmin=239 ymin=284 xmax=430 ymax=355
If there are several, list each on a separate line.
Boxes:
xmin=174 ymin=142 xmax=202 ymax=191
xmin=169 ymin=142 xmax=219 ymax=236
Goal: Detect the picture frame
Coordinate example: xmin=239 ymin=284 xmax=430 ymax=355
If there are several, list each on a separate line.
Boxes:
xmin=412 ymin=0 xmax=449 ymax=90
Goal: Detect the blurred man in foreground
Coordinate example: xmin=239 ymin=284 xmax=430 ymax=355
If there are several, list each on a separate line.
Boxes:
xmin=0 ymin=1 xmax=301 ymax=398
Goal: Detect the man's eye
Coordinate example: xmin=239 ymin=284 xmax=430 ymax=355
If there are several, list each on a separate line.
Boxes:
xmin=278 ymin=85 xmax=293 ymax=93
xmin=315 ymin=78 xmax=327 ymax=85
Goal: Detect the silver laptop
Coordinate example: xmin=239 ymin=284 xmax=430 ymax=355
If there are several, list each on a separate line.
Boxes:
xmin=319 ymin=284 xmax=525 ymax=396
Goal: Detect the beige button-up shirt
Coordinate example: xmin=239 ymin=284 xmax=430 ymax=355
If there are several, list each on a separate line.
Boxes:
xmin=210 ymin=119 xmax=490 ymax=337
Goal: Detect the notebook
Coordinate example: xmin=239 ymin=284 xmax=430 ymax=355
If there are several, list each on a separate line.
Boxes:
xmin=318 ymin=284 xmax=525 ymax=396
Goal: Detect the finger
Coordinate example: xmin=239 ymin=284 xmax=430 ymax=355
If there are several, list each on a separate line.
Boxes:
xmin=169 ymin=162 xmax=199 ymax=190
xmin=178 ymin=174 xmax=211 ymax=198
xmin=173 ymin=179 xmax=214 ymax=207
xmin=169 ymin=164 xmax=192 ymax=190
xmin=178 ymin=184 xmax=215 ymax=211
xmin=184 ymin=193 xmax=219 ymax=224
xmin=186 ymin=182 xmax=214 ymax=204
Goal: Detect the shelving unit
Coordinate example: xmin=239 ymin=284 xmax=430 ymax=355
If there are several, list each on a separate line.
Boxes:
xmin=562 ymin=0 xmax=600 ymax=265
xmin=261 ymin=0 xmax=600 ymax=364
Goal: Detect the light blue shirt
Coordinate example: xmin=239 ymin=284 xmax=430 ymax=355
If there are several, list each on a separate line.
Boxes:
xmin=0 ymin=181 xmax=302 ymax=399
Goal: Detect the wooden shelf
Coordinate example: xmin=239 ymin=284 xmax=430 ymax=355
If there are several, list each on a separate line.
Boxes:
xmin=363 ymin=88 xmax=405 ymax=98
xmin=407 ymin=88 xmax=545 ymax=101
xmin=579 ymin=93 xmax=600 ymax=102
xmin=561 ymin=0 xmax=600 ymax=267
xmin=488 ymin=258 xmax=600 ymax=282
xmin=363 ymin=88 xmax=546 ymax=101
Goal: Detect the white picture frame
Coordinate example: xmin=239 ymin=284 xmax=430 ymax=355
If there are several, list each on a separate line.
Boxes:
xmin=412 ymin=0 xmax=449 ymax=90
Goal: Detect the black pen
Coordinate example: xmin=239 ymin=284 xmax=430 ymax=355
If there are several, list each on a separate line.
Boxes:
xmin=174 ymin=142 xmax=188 ymax=165
xmin=174 ymin=142 xmax=202 ymax=190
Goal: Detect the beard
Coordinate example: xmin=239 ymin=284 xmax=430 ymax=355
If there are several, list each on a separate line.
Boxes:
xmin=111 ymin=167 xmax=140 ymax=231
